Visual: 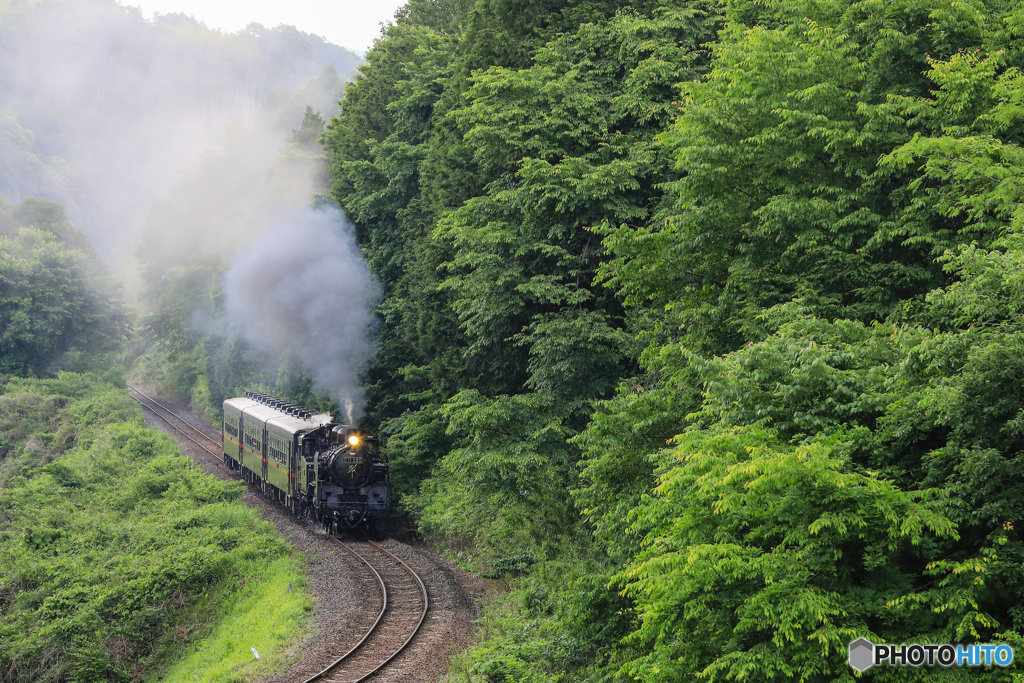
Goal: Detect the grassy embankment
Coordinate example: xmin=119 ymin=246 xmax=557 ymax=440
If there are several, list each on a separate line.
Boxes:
xmin=0 ymin=372 xmax=311 ymax=683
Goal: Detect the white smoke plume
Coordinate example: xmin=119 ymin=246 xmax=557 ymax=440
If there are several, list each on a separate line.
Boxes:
xmin=223 ymin=207 xmax=381 ymax=423
xmin=0 ymin=0 xmax=360 ymax=267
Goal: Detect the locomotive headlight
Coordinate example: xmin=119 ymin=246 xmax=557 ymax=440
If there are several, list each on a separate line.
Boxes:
xmin=348 ymin=435 xmax=360 ymax=446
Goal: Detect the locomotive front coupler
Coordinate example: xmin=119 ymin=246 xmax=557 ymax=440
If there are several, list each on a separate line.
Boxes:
xmin=332 ymin=508 xmax=366 ymax=529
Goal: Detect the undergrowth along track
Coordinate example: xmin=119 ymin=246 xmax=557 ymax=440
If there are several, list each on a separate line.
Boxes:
xmin=126 ymin=383 xmax=222 ymax=457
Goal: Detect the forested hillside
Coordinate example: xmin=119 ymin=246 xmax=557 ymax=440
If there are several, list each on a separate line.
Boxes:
xmin=0 ymin=197 xmax=128 ymax=376
xmin=322 ymin=0 xmax=1024 ymax=680
xmin=0 ymin=0 xmax=359 ymax=263
xmin=5 ymin=0 xmax=1024 ymax=680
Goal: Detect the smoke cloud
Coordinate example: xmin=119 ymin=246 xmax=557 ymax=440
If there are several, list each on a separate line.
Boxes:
xmin=0 ymin=0 xmax=379 ymax=416
xmin=223 ymin=207 xmax=381 ymax=423
xmin=0 ymin=0 xmax=360 ymax=267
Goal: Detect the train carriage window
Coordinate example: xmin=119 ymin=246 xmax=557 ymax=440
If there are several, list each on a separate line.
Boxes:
xmin=223 ymin=417 xmax=239 ymax=439
xmin=243 ymin=419 xmax=262 ymax=450
xmin=266 ymin=435 xmax=288 ymax=463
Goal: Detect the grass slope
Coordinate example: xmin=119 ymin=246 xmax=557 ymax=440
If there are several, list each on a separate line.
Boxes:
xmin=0 ymin=372 xmax=312 ymax=683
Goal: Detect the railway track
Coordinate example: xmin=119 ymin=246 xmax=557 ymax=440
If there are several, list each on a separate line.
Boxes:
xmin=126 ymin=383 xmax=431 ymax=682
xmin=304 ymin=539 xmax=429 ymax=683
xmin=126 ymin=383 xmax=222 ymax=457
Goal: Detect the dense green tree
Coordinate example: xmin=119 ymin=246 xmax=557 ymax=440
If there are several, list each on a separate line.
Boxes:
xmin=8 ymin=197 xmax=96 ymax=256
xmin=323 ymin=9 xmax=474 ymax=497
xmin=318 ymin=0 xmax=1024 ymax=681
xmin=575 ymin=7 xmax=1024 ymax=679
xmin=601 ymin=0 xmax=1024 ymax=354
xmin=598 ymin=249 xmax=1024 ymax=680
xmin=438 ymin=3 xmax=720 ymax=408
xmin=0 ymin=198 xmax=127 ymax=377
xmin=324 ymin=1 xmax=723 ymax=532
xmin=292 ymin=105 xmax=327 ymax=148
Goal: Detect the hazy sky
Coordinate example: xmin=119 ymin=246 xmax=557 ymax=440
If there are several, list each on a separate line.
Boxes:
xmin=129 ymin=0 xmax=407 ymax=52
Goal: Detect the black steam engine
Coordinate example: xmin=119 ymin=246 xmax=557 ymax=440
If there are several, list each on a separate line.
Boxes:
xmin=221 ymin=392 xmax=389 ymax=533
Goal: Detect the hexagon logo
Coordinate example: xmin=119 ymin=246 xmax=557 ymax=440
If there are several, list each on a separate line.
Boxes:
xmin=849 ymin=638 xmax=875 ymax=672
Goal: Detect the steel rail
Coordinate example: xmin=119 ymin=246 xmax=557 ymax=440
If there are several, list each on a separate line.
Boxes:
xmin=353 ymin=540 xmax=430 ymax=682
xmin=126 ymin=384 xmax=221 ymax=457
xmin=303 ymin=539 xmax=429 ymax=683
xmin=300 ymin=538 xmax=389 ymax=683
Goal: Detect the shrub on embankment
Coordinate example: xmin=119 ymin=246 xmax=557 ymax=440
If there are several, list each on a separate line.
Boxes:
xmin=0 ymin=372 xmax=309 ymax=682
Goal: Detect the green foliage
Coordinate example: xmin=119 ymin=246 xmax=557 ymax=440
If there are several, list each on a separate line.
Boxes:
xmin=616 ymin=427 xmax=959 ymax=682
xmin=601 ymin=0 xmax=1024 ymax=354
xmin=292 ymin=105 xmax=326 ymax=148
xmin=436 ymin=2 xmax=720 ymax=409
xmin=0 ymin=375 xmax=309 ymax=682
xmin=324 ymin=0 xmax=722 ymax=536
xmin=578 ymin=287 xmax=1024 ymax=679
xmin=572 ymin=246 xmax=1024 ymax=680
xmin=320 ymin=1 xmax=1024 ymax=682
xmin=324 ymin=17 xmax=468 ymax=438
xmin=0 ymin=200 xmax=128 ymax=377
xmin=6 ymin=197 xmax=95 ymax=255
xmin=412 ymin=390 xmax=579 ymax=556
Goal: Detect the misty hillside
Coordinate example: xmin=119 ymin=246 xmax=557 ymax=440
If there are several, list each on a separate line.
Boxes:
xmin=7 ymin=0 xmax=1024 ymax=681
xmin=0 ymin=0 xmax=361 ymax=262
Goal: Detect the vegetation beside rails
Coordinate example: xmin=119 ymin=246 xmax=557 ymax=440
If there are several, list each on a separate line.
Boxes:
xmin=157 ymin=554 xmax=311 ymax=683
xmin=0 ymin=372 xmax=312 ymax=683
xmin=438 ymin=545 xmax=625 ymax=683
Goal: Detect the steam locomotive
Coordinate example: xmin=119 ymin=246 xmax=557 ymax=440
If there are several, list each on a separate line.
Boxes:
xmin=221 ymin=392 xmax=389 ymax=532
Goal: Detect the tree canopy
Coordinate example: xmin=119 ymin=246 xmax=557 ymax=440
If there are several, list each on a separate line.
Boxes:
xmin=319 ymin=0 xmax=1024 ymax=680
xmin=0 ymin=196 xmax=127 ymax=377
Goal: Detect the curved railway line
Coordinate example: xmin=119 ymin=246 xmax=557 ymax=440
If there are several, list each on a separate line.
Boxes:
xmin=126 ymin=383 xmax=431 ymax=683
xmin=304 ymin=540 xmax=429 ymax=683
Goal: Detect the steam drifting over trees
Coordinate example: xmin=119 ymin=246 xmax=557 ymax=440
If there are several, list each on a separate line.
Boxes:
xmin=6 ymin=0 xmax=1024 ymax=681
xmin=321 ymin=0 xmax=1024 ymax=680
